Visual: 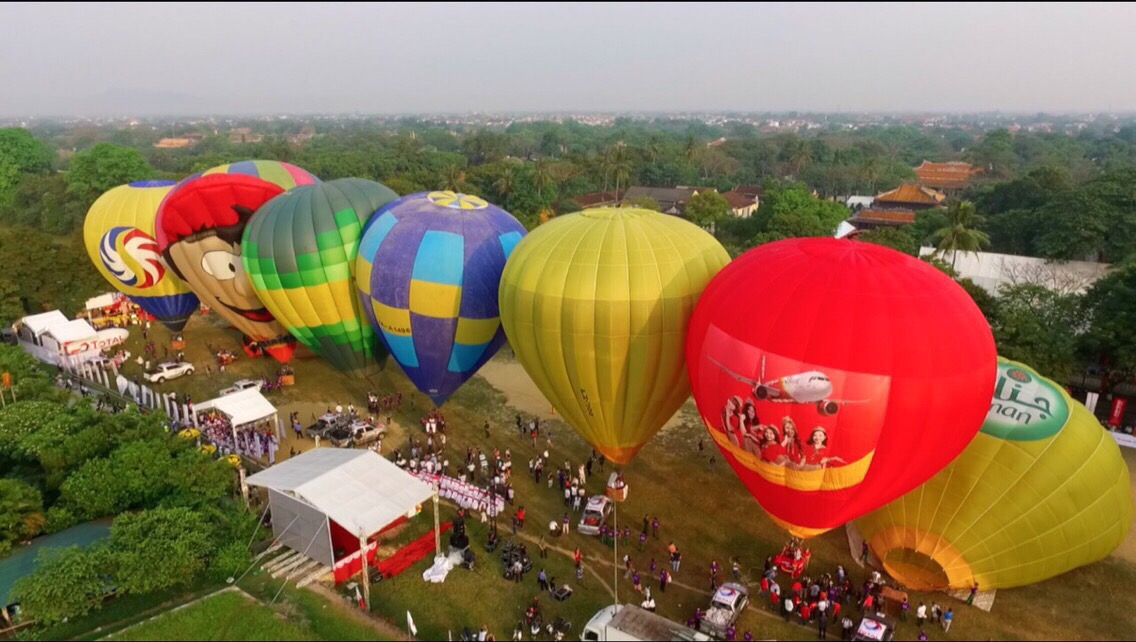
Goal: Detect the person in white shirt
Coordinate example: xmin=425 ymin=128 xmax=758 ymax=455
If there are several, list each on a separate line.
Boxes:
xmin=916 ymin=602 xmax=928 ymax=627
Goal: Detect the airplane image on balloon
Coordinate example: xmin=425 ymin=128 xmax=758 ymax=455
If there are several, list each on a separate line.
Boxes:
xmin=708 ymin=355 xmax=868 ymax=416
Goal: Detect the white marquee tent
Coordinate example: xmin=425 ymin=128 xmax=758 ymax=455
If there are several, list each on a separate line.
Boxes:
xmin=246 ymin=448 xmax=435 ymax=568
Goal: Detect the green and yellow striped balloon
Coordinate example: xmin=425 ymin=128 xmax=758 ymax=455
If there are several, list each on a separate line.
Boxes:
xmin=243 ymin=178 xmax=399 ymax=374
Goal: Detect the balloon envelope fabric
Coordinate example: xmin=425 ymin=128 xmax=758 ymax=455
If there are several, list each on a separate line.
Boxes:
xmin=856 ymin=357 xmax=1132 ymax=590
xmin=243 ymin=178 xmax=399 ymax=375
xmin=500 ymin=207 xmax=730 ymax=465
xmin=685 ymin=237 xmax=997 ymax=537
xmin=355 ymin=191 xmax=526 ymax=405
xmin=83 ymin=180 xmax=199 ymax=331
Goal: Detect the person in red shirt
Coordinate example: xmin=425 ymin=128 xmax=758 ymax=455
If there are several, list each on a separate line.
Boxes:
xmin=760 ymin=426 xmax=789 ymax=465
xmin=516 ymin=506 xmax=525 ymax=529
xmin=780 ymin=417 xmax=804 ymax=465
xmin=798 ymin=601 xmax=811 ymax=626
xmin=799 ymin=427 xmax=846 ymax=469
xmin=722 ymin=396 xmax=745 ymax=447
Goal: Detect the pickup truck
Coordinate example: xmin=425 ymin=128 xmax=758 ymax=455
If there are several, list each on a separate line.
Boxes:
xmin=329 ymin=420 xmax=385 ymax=447
xmin=145 ymin=361 xmax=195 ymax=383
xmin=306 ymin=413 xmax=348 ymax=440
xmin=702 ymin=582 xmax=749 ymax=638
xmin=219 ymin=379 xmax=263 ymax=396
xmin=578 ymin=496 xmax=613 ymax=536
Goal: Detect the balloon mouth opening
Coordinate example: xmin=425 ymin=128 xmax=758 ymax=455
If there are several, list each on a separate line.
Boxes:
xmin=881 ymin=547 xmax=950 ymax=592
xmin=129 ymin=180 xmax=177 ymax=188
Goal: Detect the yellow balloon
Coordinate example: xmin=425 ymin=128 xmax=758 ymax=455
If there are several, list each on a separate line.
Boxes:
xmin=82 ymin=181 xmax=198 ymax=331
xmin=499 ymin=208 xmax=730 ymax=464
xmin=856 ymin=357 xmax=1132 ymax=590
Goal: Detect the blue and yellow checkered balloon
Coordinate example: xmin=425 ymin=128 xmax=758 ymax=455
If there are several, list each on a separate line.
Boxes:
xmin=355 ymin=191 xmax=526 ymax=405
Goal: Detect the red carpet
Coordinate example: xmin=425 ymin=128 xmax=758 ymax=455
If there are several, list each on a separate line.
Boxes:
xmin=375 ymin=521 xmax=453 ymax=579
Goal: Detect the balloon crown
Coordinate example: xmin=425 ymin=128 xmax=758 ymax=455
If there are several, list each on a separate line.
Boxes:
xmin=428 ymin=191 xmax=488 ymax=210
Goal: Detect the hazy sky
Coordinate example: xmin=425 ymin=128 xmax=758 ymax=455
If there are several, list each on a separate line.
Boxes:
xmin=1 ymin=2 xmax=1134 ymax=116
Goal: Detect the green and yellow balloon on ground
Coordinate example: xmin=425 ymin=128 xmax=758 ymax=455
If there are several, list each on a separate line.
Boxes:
xmin=242 ymin=178 xmax=399 ymax=375
xmin=499 ymin=207 xmax=730 ymax=464
xmin=856 ymin=357 xmax=1132 ymax=590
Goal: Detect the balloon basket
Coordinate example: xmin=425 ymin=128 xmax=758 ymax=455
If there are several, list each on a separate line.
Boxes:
xmin=280 ymin=374 xmax=295 ymax=386
xmin=170 ymin=339 xmax=185 ymax=350
xmin=604 ymin=471 xmax=629 ymax=502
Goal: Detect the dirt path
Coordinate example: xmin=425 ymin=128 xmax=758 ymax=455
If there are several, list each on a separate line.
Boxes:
xmin=476 ymin=358 xmax=686 ymax=431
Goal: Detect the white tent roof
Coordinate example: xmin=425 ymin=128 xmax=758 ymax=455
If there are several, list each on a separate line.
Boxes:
xmin=85 ymin=293 xmax=119 ymax=311
xmin=196 ymin=388 xmax=277 ymax=427
xmin=246 ymin=448 xmax=434 ymax=536
xmin=46 ymin=319 xmax=98 ymax=344
xmin=20 ymin=310 xmax=69 ymax=337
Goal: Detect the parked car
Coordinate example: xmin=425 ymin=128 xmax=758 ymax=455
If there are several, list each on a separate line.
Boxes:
xmin=702 ymin=583 xmax=749 ymax=638
xmin=577 ymin=496 xmax=613 ymax=536
xmin=145 ymin=361 xmax=195 ymax=383
xmin=329 ymin=420 xmax=386 ymax=447
xmin=219 ymin=379 xmax=263 ymax=396
xmin=852 ymin=613 xmax=897 ymax=642
xmin=306 ymin=413 xmax=348 ymax=440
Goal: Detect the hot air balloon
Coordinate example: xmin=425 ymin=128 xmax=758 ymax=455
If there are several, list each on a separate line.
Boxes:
xmin=685 ymin=237 xmax=996 ymax=537
xmin=83 ymin=180 xmax=199 ymax=331
xmin=355 ymin=191 xmax=526 ymax=405
xmin=155 ymin=161 xmax=318 ymax=362
xmin=499 ymin=207 xmax=730 ymax=464
xmin=243 ymin=178 xmax=399 ymax=375
xmin=856 ymin=357 xmax=1132 ymax=590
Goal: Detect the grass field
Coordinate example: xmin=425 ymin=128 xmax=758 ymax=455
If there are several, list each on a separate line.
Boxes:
xmin=108 ymin=590 xmax=311 ymax=641
xmin=68 ymin=312 xmax=1136 ymax=641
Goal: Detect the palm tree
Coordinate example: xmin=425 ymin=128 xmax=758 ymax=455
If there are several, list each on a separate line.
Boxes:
xmin=934 ymin=200 xmax=991 ymax=269
xmin=532 ymin=159 xmax=553 ymax=201
xmin=859 ymin=155 xmax=882 ymax=193
xmin=493 ymin=165 xmax=517 ymax=209
xmin=608 ymin=146 xmax=633 ymax=203
xmin=439 ymin=165 xmax=465 ymax=191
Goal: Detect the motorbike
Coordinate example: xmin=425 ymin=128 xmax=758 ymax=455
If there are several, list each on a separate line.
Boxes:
xmin=546 ymin=617 xmax=572 ymax=641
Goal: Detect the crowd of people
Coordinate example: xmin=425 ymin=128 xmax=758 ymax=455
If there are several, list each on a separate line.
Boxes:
xmin=198 ymin=409 xmax=279 ymax=462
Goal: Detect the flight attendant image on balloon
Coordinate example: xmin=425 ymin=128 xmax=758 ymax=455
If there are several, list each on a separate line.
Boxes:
xmin=799 ymin=427 xmax=846 ymax=470
xmin=722 ymin=395 xmax=746 ymax=448
xmin=760 ymin=426 xmax=791 ymax=465
xmin=780 ymin=416 xmax=804 ymax=465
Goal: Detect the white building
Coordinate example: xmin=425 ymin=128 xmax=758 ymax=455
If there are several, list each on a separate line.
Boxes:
xmin=918 ymin=247 xmax=1112 ymax=295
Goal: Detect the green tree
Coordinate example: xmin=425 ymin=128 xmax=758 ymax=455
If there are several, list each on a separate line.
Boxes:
xmin=109 ymin=507 xmax=214 ymax=594
xmin=0 ymin=478 xmax=45 ymax=554
xmin=991 ymin=283 xmax=1080 ymax=380
xmin=532 ymin=159 xmax=553 ymax=200
xmin=0 ymin=277 xmax=23 ymax=325
xmin=493 ymin=164 xmax=517 ymax=209
xmin=751 ymin=182 xmax=848 ymax=245
xmin=10 ymin=545 xmax=113 ymax=625
xmin=684 ymin=190 xmax=730 ymax=230
xmin=858 ymin=226 xmax=918 ymax=256
xmin=66 ymin=142 xmax=154 ymax=196
xmin=933 ymin=200 xmax=990 ymax=268
xmin=0 ymin=128 xmax=52 ymax=205
xmin=1082 ymin=262 xmax=1136 ymax=373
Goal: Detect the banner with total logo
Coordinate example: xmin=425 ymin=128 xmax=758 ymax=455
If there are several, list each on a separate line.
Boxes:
xmin=62 ymin=328 xmax=129 ymax=355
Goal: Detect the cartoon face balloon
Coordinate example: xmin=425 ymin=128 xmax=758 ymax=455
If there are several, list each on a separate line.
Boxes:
xmin=243 ymin=178 xmax=399 ymax=375
xmin=83 ymin=181 xmax=199 ymax=331
xmin=500 ymin=207 xmax=730 ymax=464
xmin=686 ymin=237 xmax=997 ymax=537
xmin=857 ymin=358 xmax=1132 ymax=590
xmin=155 ymin=161 xmax=318 ymax=361
xmin=355 ymin=191 xmax=526 ymax=405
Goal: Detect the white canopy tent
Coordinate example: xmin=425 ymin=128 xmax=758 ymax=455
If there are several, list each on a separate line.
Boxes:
xmin=246 ymin=449 xmax=436 ymax=606
xmin=195 ymin=387 xmax=278 ymax=429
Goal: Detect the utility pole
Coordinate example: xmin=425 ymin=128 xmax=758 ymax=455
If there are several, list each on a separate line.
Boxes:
xmin=358 ymin=532 xmax=371 ymax=611
xmin=433 ymin=485 xmax=441 ymax=557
